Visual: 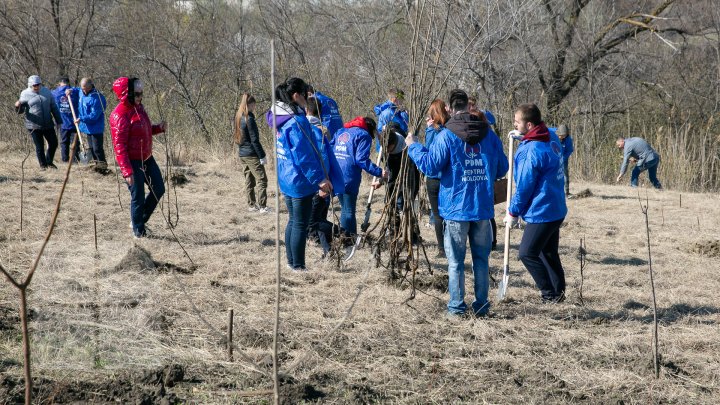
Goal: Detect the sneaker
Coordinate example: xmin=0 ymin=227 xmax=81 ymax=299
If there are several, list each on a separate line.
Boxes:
xmin=541 ymin=292 xmax=566 ymax=304
xmin=39 ymin=166 xmax=47 ymax=171
xmin=47 ymin=163 xmax=58 ymax=170
xmin=257 ymin=206 xmax=272 ymax=213
xmin=291 ymin=266 xmax=308 ymax=272
xmin=248 ymin=205 xmax=259 ymax=212
xmin=444 ymin=312 xmax=467 ymax=323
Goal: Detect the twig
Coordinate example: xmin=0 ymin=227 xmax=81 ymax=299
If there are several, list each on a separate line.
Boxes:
xmin=19 ymin=138 xmax=31 ymax=235
xmin=578 ymin=237 xmax=586 ymax=306
xmin=228 ymin=308 xmax=234 ymax=362
xmin=638 ymin=192 xmax=660 ymax=378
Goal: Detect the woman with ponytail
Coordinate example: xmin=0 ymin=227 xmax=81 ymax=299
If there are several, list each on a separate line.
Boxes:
xmin=266 ymin=77 xmax=333 ymax=272
xmin=235 ymin=93 xmax=269 ymax=212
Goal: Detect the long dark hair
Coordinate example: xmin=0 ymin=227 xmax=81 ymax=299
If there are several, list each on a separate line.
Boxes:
xmin=275 ymin=77 xmax=308 ymax=113
xmin=234 ymin=93 xmax=256 ymax=144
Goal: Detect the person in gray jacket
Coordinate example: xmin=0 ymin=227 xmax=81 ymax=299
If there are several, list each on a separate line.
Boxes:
xmin=15 ymin=75 xmax=62 ymax=169
xmin=615 ymin=137 xmax=662 ymax=189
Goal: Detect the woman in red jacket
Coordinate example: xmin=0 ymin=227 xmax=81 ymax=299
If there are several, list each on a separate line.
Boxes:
xmin=110 ymin=77 xmax=167 ymax=238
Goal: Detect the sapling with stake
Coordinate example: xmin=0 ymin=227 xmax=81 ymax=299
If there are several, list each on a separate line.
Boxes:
xmin=638 ymin=192 xmax=660 ymax=378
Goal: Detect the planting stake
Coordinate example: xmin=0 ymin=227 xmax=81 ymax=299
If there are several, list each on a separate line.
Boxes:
xmin=228 ymin=308 xmax=234 ymax=362
xmin=498 ymin=136 xmax=516 ymax=301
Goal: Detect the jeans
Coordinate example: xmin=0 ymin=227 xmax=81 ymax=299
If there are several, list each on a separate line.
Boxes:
xmin=630 ymin=158 xmax=662 ymax=189
xmin=127 ymin=156 xmax=165 ymax=237
xmin=518 ymin=219 xmax=566 ymax=299
xmin=59 ymin=128 xmax=79 ymax=162
xmin=563 ymin=158 xmax=570 ymax=195
xmin=86 ymin=133 xmax=106 ymax=163
xmin=338 ymin=192 xmax=358 ymax=236
xmin=426 ymin=178 xmax=444 ymax=252
xmin=444 ymin=219 xmax=493 ymax=315
xmin=29 ymin=128 xmax=58 ymax=167
xmin=239 ymin=156 xmax=268 ymax=208
xmin=284 ymin=194 xmax=314 ymax=269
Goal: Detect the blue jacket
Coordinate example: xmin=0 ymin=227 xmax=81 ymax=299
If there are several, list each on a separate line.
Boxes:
xmin=424 ymin=126 xmax=442 ymax=179
xmin=548 ymin=127 xmax=574 ymax=161
xmin=77 ymin=88 xmax=107 ymax=135
xmin=313 ymin=91 xmax=344 ymax=138
xmin=266 ymin=102 xmax=327 ymax=198
xmin=311 ymin=123 xmax=346 ymax=196
xmin=52 ymin=85 xmax=79 ymax=131
xmin=333 ymin=124 xmax=383 ymax=195
xmin=374 ymin=100 xmax=409 ymax=151
xmin=509 ymin=128 xmax=567 ymax=223
xmin=408 ymin=127 xmax=508 ymax=222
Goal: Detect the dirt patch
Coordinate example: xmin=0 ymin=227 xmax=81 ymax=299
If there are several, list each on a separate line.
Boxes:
xmin=278 ymin=376 xmax=325 ymax=404
xmin=170 ymin=173 xmax=188 ymax=186
xmin=106 ymin=245 xmax=194 ymax=275
xmin=688 ymin=240 xmax=720 ymax=258
xmin=573 ymin=188 xmax=593 ymax=199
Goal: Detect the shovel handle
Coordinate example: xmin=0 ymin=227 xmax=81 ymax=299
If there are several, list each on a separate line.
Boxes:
xmin=67 ymin=92 xmax=87 ymax=150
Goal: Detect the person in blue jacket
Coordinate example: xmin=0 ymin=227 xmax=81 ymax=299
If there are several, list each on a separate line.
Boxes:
xmin=70 ymin=78 xmax=107 ymax=167
xmin=407 ymin=89 xmax=508 ymax=319
xmin=423 ymin=99 xmax=451 ymax=258
xmin=374 ymin=88 xmax=409 ymax=152
xmin=333 ymin=116 xmax=388 ymax=236
xmin=266 ymin=77 xmax=333 ymax=272
xmin=504 ymin=103 xmax=568 ymax=303
xmin=53 ymin=76 xmax=81 ymax=163
xmin=307 ymin=85 xmax=344 ymax=138
xmin=548 ymin=124 xmax=574 ymax=196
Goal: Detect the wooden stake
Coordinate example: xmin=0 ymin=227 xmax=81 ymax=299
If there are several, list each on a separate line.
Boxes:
xmin=93 ymin=214 xmax=98 ymax=251
xmin=697 ymin=216 xmax=700 ymax=230
xmin=679 ymin=194 xmax=682 ymax=208
xmin=82 ymin=180 xmax=84 ymax=197
xmin=661 ymin=205 xmax=664 ymax=226
xmin=227 ymin=308 xmax=234 ymax=362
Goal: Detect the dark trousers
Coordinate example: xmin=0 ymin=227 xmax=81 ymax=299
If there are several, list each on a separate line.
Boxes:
xmin=386 ymin=153 xmax=420 ymax=211
xmin=127 ymin=156 xmax=165 ymax=237
xmin=518 ymin=218 xmax=566 ymax=299
xmin=239 ymin=156 xmax=268 ymax=208
xmin=426 ymin=177 xmax=444 ymax=252
xmin=284 ymin=194 xmax=314 ymax=269
xmin=60 ymin=128 xmax=79 ymax=162
xmin=29 ymin=128 xmax=58 ymax=167
xmin=86 ymin=133 xmax=106 ymax=163
xmin=563 ymin=159 xmax=570 ymax=195
xmin=307 ymin=193 xmax=334 ymax=254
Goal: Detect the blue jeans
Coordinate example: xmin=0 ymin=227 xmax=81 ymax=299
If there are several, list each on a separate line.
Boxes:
xmin=338 ymin=193 xmax=358 ymax=236
xmin=630 ymin=158 xmax=662 ymax=189
xmin=563 ymin=158 xmax=570 ymax=195
xmin=444 ymin=219 xmax=492 ymax=315
xmin=284 ymin=194 xmax=314 ymax=269
xmin=86 ymin=133 xmax=106 ymax=163
xmin=127 ymin=156 xmax=165 ymax=236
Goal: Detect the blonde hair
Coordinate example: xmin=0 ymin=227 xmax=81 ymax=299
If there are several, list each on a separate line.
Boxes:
xmin=233 ymin=93 xmax=255 ymax=144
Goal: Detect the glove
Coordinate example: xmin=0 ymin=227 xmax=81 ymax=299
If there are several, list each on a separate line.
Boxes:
xmin=260 ymin=158 xmax=267 ymax=165
xmin=503 ymin=213 xmax=519 ymax=228
xmin=508 ymin=130 xmax=523 ymax=141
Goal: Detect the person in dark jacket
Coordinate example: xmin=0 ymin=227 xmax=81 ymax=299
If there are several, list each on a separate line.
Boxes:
xmin=235 ymin=93 xmax=269 ymax=212
xmin=333 ymin=116 xmax=388 ymax=236
xmin=15 ymin=75 xmax=62 ymax=169
xmin=266 ymin=77 xmax=333 ymax=272
xmin=52 ymin=76 xmax=81 ymax=163
xmin=74 ymin=78 xmax=107 ymax=167
xmin=504 ymin=103 xmax=568 ymax=303
xmin=408 ymin=89 xmax=508 ymax=318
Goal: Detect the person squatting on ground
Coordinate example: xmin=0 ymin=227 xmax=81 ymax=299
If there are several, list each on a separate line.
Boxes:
xmin=505 ymin=103 xmax=568 ymax=303
xmin=615 ymin=136 xmax=662 ymax=189
xmin=408 ymin=89 xmax=509 ymax=318
xmin=332 ymin=116 xmax=388 ymax=237
xmin=549 ymin=124 xmax=574 ymax=195
xmin=306 ymin=96 xmax=345 ymax=254
xmin=110 ymin=77 xmax=167 ymax=238
xmin=423 ymin=99 xmax=451 ymax=258
xmin=307 ymin=86 xmax=344 ymax=138
xmin=72 ymin=78 xmax=108 ymax=168
xmin=234 ymin=93 xmax=270 ymax=213
xmin=52 ymin=76 xmax=81 ymax=163
xmin=374 ymin=88 xmax=409 ymax=152
xmin=267 ymin=78 xmax=334 ymax=272
xmin=15 ymin=75 xmax=62 ymax=170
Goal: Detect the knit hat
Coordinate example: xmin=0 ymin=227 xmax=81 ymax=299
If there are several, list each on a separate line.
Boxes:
xmin=557 ymin=124 xmax=569 ymax=136
xmin=27 ymin=75 xmax=42 ymax=87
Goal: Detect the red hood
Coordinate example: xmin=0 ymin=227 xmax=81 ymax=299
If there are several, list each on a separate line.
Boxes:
xmin=522 ymin=122 xmax=550 ymax=142
xmin=344 ymin=116 xmax=367 ymax=130
xmin=113 ymin=77 xmax=130 ymax=104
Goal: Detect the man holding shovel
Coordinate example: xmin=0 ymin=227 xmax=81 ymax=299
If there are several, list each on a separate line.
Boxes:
xmin=504 ymin=103 xmax=567 ymax=303
xmin=67 ymin=78 xmax=107 ymax=169
xmin=407 ymin=89 xmax=508 ymax=319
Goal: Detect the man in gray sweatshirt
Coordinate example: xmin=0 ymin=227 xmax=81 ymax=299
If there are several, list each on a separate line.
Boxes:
xmin=15 ymin=75 xmax=62 ymax=169
xmin=615 ymin=137 xmax=662 ymax=189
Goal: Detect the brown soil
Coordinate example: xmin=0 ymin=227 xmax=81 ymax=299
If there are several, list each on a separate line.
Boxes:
xmin=688 ymin=239 xmax=720 ymax=258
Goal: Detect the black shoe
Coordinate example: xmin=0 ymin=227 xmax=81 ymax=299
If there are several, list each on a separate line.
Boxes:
xmin=47 ymin=163 xmax=58 ymax=170
xmin=39 ymin=165 xmax=47 ymax=171
xmin=541 ymin=292 xmax=566 ymax=304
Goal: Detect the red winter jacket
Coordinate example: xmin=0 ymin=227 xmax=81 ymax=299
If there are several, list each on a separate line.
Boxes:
xmin=109 ymin=77 xmax=164 ymax=178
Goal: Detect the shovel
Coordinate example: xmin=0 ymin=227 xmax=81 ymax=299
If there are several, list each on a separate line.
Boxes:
xmin=497 ymin=136 xmax=516 ymax=301
xmin=67 ymin=94 xmax=91 ymax=164
xmin=344 ymin=148 xmax=383 ymax=263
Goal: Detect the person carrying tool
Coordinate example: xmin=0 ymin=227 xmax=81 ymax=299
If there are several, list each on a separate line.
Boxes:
xmin=110 ymin=77 xmax=167 ymax=238
xmin=71 ymin=78 xmax=108 ymax=168
xmin=332 ymin=116 xmax=388 ymax=238
xmin=407 ymin=89 xmax=508 ymax=320
xmin=15 ymin=75 xmax=62 ymax=170
xmin=504 ymin=103 xmax=567 ymax=303
xmin=52 ymin=76 xmax=81 ymax=163
xmin=615 ymin=136 xmax=662 ymax=189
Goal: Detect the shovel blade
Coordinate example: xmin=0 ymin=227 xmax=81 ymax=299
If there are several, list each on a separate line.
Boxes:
xmin=497 ymin=265 xmax=510 ymax=300
xmin=343 ymin=235 xmax=363 ymax=263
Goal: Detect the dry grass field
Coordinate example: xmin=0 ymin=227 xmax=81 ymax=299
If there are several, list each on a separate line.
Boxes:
xmin=1 ymin=142 xmax=719 ymax=404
